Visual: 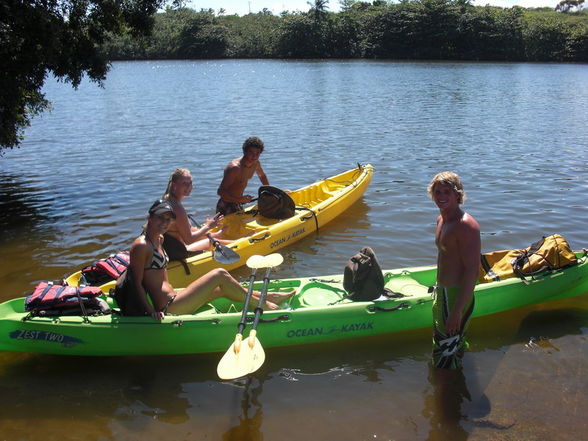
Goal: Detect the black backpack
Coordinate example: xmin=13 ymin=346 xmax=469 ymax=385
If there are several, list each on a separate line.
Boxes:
xmin=343 ymin=246 xmax=388 ymax=301
xmin=113 ymin=268 xmax=148 ymax=316
xmin=257 ymin=186 xmax=295 ymax=219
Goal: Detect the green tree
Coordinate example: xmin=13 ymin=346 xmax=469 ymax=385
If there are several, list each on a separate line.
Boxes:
xmin=565 ymin=22 xmax=588 ymax=60
xmin=1 ymin=0 xmax=174 ymax=152
xmin=147 ymin=8 xmax=205 ymax=59
xmin=524 ymin=13 xmax=569 ymax=60
xmin=309 ymin=0 xmax=330 ymax=23
xmin=222 ymin=12 xmax=281 ymax=58
xmin=330 ymin=6 xmax=363 ymax=57
xmin=556 ymin=0 xmax=585 ymax=13
xmin=177 ymin=11 xmax=228 ymax=58
xmin=275 ymin=13 xmax=319 ymax=57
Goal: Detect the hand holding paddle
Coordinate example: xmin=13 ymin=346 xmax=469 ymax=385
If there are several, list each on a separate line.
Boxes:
xmin=187 ymin=213 xmax=240 ymax=264
xmin=207 ymin=233 xmax=240 ymax=265
xmin=217 ymin=253 xmax=283 ymax=380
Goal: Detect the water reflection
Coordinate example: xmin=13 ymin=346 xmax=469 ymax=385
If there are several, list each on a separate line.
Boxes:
xmin=0 ymin=353 xmax=226 ymax=439
xmin=423 ymin=367 xmax=471 ymax=441
xmin=222 ymin=377 xmax=264 ymax=441
xmin=0 ymin=173 xmax=54 ymax=243
xmin=117 ymin=364 xmax=191 ymax=426
xmin=515 ymin=308 xmax=588 ymax=342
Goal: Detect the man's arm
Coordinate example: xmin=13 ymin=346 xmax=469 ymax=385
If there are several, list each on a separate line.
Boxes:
xmin=256 ymin=163 xmax=269 ymax=186
xmin=445 ymin=218 xmax=481 ymax=335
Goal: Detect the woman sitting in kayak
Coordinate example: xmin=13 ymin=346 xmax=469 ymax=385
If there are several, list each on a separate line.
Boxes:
xmin=161 ymin=168 xmax=231 ymax=261
xmin=125 ymin=200 xmax=294 ymax=321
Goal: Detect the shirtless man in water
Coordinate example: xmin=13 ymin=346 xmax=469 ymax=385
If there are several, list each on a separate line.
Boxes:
xmin=216 ymin=136 xmax=269 ymax=215
xmin=428 ymin=171 xmax=480 ymax=371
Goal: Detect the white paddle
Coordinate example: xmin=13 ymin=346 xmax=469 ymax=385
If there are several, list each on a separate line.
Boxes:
xmin=217 ymin=253 xmax=283 ymax=380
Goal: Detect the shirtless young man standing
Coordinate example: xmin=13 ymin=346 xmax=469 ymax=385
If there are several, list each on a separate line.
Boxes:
xmin=428 ymin=171 xmax=481 ymax=371
xmin=216 ymin=136 xmax=269 ymax=215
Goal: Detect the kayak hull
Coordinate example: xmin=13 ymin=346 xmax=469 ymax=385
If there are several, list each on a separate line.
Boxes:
xmin=2 ymin=252 xmax=587 ymax=356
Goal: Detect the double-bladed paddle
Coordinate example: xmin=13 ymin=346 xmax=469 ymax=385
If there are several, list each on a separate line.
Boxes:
xmin=217 ymin=255 xmax=266 ymax=380
xmin=241 ymin=253 xmax=283 ymax=376
xmin=217 ymin=253 xmax=284 ymax=380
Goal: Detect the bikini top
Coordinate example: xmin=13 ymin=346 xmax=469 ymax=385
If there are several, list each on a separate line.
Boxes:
xmin=144 ymin=235 xmax=169 ymax=270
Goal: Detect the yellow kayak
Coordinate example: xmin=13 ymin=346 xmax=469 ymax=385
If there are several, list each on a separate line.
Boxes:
xmin=67 ymin=164 xmax=373 ymax=287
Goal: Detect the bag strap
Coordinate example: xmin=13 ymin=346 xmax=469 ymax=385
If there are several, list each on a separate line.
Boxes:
xmin=512 ymin=250 xmax=556 ymax=283
xmin=36 ymin=282 xmax=57 ymax=303
xmin=76 ymin=286 xmax=91 ymax=323
xmin=480 ymin=254 xmax=501 ymax=282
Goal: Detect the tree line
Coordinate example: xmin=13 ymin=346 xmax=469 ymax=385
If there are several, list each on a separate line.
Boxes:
xmin=102 ymin=0 xmax=588 ymax=62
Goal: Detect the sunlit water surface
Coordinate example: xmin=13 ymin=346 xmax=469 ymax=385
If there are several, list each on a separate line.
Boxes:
xmin=1 ymin=60 xmax=587 ymax=440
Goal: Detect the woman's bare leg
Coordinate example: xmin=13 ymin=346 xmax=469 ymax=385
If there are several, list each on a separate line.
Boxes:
xmin=166 ymin=268 xmax=295 ymax=314
xmin=252 ymin=290 xmax=296 ymax=304
xmin=167 ymin=268 xmax=246 ymax=314
xmin=186 ymin=237 xmax=232 ymax=253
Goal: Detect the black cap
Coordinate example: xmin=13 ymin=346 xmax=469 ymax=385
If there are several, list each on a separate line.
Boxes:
xmin=148 ymin=200 xmax=176 ymax=218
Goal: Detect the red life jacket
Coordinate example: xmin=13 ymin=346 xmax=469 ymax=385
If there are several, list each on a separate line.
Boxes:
xmin=25 ymin=282 xmax=103 ymax=312
xmin=81 ymin=251 xmax=130 ymax=285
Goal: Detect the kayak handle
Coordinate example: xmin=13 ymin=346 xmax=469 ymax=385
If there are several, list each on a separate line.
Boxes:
xmin=367 ymin=302 xmax=410 ymax=313
xmin=169 ymin=319 xmax=220 ymax=326
xmin=246 ymin=314 xmax=290 ymax=323
xmin=249 ymin=233 xmax=270 ymax=243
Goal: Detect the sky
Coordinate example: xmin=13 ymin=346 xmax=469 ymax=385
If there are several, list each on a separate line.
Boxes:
xmin=188 ymin=0 xmax=561 ymax=16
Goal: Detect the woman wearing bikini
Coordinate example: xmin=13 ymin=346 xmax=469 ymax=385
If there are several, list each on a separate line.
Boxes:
xmin=128 ymin=200 xmax=293 ymax=321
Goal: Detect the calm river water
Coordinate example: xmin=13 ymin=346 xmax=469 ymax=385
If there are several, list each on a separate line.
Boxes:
xmin=1 ymin=60 xmax=587 ymax=440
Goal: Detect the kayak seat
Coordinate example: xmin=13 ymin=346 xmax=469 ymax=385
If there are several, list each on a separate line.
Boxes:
xmin=294 ymin=282 xmax=348 ymax=307
xmin=384 ymin=276 xmax=429 ymax=298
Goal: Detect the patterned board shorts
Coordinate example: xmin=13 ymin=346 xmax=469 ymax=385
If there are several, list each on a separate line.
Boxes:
xmin=216 ymin=199 xmax=243 ymax=216
xmin=431 ymin=285 xmax=475 ymax=370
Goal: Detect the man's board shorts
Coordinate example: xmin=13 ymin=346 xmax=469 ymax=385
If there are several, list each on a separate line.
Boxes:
xmin=431 ymin=286 xmax=475 ymax=370
xmin=216 ymin=199 xmax=243 ymax=216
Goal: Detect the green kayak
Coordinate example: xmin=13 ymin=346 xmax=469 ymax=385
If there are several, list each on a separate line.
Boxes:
xmin=1 ymin=251 xmax=587 ymax=357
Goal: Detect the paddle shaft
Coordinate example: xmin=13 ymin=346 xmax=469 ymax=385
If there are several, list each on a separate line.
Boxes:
xmin=187 ymin=214 xmax=201 ymax=228
xmin=237 ymin=269 xmax=257 ymax=335
xmin=187 ymin=215 xmax=223 ymax=252
xmin=207 ymin=233 xmax=229 ymax=256
xmin=249 ymin=267 xmax=273 ymax=331
xmin=207 ymin=232 xmax=220 ymax=248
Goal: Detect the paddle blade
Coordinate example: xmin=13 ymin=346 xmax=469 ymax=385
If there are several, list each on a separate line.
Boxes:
xmin=217 ymin=336 xmax=265 ymax=380
xmin=207 ymin=233 xmax=240 ymax=264
xmin=213 ymin=244 xmax=240 ymax=264
xmin=246 ymin=255 xmax=267 ymax=269
xmin=241 ymin=330 xmax=266 ymax=375
xmin=217 ymin=334 xmax=250 ymax=380
xmin=264 ymin=253 xmax=284 ymax=268
xmin=247 ymin=253 xmax=284 ymax=269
